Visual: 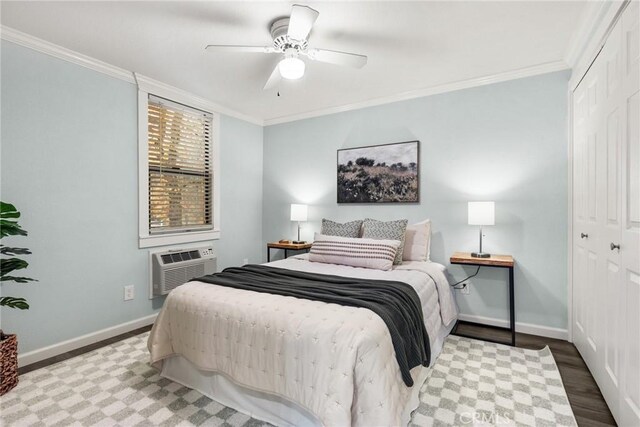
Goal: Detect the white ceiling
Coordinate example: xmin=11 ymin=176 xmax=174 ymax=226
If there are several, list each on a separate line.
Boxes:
xmin=1 ymin=1 xmax=586 ymax=123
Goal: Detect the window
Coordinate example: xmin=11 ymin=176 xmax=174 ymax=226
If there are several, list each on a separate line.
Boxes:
xmin=138 ymin=75 xmax=220 ymax=248
xmin=148 ymin=95 xmax=212 ymax=234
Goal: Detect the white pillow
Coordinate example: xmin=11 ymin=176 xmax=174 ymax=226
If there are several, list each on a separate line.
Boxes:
xmin=309 ymin=233 xmax=401 ymax=271
xmin=402 ymin=220 xmax=432 ymax=261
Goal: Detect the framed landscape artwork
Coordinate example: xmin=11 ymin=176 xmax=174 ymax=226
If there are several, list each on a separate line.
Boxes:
xmin=337 ymin=140 xmax=420 ymax=203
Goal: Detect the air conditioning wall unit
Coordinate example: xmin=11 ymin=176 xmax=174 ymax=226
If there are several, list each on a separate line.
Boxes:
xmin=151 ymin=246 xmax=216 ymax=297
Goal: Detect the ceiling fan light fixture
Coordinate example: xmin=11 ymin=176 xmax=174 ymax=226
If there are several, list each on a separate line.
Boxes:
xmin=205 ymin=5 xmax=367 ymax=90
xmin=278 ymin=57 xmax=305 ymax=80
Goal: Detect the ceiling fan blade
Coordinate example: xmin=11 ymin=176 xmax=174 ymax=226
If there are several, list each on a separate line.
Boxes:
xmin=205 ymin=45 xmax=275 ymax=54
xmin=263 ymin=63 xmax=281 ymax=90
xmin=307 ymin=48 xmax=368 ymax=68
xmin=287 ymin=4 xmax=319 ymax=41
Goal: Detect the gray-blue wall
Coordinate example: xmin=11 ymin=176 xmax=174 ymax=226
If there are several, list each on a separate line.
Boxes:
xmin=263 ymin=71 xmax=569 ymax=331
xmin=0 ymin=41 xmax=264 ymax=353
xmin=1 ymin=39 xmax=569 ymax=356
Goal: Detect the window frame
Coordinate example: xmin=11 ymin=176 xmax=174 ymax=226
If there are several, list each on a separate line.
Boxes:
xmin=137 ymin=74 xmax=221 ymax=248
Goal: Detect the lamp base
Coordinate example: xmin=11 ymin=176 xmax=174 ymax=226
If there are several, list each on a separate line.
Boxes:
xmin=471 ymin=252 xmax=491 ymax=258
xmin=292 ymin=240 xmax=306 ymax=244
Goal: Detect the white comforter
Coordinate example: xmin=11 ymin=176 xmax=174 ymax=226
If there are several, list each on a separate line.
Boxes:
xmin=148 ymin=256 xmax=457 ymax=426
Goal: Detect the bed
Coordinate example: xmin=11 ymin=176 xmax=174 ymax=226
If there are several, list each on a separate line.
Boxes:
xmin=148 ymin=253 xmax=457 ymax=427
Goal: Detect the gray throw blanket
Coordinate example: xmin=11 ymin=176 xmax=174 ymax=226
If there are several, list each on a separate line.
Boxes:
xmin=196 ymin=264 xmax=430 ymax=386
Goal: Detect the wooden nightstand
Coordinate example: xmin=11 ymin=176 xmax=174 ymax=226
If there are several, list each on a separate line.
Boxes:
xmin=450 ymin=252 xmax=516 ymax=346
xmin=267 ymin=242 xmax=312 ymax=262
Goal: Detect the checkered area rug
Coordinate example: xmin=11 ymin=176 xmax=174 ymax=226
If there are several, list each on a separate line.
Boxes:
xmin=415 ymin=335 xmax=576 ymax=426
xmin=1 ymin=333 xmax=576 ymax=426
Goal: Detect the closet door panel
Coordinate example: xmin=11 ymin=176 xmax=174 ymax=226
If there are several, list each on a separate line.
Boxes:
xmin=575 ymin=89 xmax=588 ymax=224
xmin=624 ymin=0 xmax=639 ymax=231
xmin=586 ymin=251 xmax=599 ymax=354
xmin=573 ymin=77 xmax=599 ymax=365
xmin=575 ymin=246 xmax=587 ymax=335
xmin=606 ymin=110 xmax=620 ymax=224
xmin=589 ymin=51 xmax=606 ymax=370
xmin=623 ymin=271 xmax=640 ymax=425
xmin=573 ymin=82 xmax=587 ymax=342
xmin=573 ymin=3 xmax=639 ymax=425
xmin=623 ymin=1 xmax=639 ymax=79
xmin=600 ymin=19 xmax=624 ymax=411
xmin=620 ymin=2 xmax=640 ymax=425
xmin=625 ymin=91 xmax=639 ymax=229
xmin=604 ymin=261 xmax=621 ymax=385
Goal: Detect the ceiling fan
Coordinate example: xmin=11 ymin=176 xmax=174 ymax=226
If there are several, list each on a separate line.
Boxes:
xmin=205 ymin=4 xmax=368 ymax=90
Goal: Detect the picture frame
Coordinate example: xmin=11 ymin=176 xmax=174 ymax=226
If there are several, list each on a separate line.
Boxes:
xmin=337 ymin=140 xmax=420 ymax=204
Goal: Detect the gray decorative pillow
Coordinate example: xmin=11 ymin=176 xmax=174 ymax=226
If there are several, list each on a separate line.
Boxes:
xmin=321 ymin=219 xmax=363 ymax=238
xmin=361 ymin=218 xmax=408 ymax=264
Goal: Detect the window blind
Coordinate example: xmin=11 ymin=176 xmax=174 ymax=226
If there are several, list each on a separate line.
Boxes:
xmin=148 ymin=94 xmax=213 ymax=234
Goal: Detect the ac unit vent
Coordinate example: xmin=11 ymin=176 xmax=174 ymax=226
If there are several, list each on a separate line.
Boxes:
xmin=164 ymin=264 xmax=207 ymax=293
xmin=152 ymin=246 xmax=216 ymax=296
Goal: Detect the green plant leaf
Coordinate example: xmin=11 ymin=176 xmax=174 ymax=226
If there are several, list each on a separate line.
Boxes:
xmin=0 ymin=220 xmax=27 ymax=238
xmin=0 ymin=297 xmax=29 ymax=310
xmin=0 ymin=202 xmax=20 ymax=219
xmin=0 ymin=201 xmax=35 ymax=294
xmin=0 ymin=258 xmax=28 ymax=277
xmin=0 ymin=246 xmax=32 ymax=256
xmin=0 ymin=275 xmax=37 ymax=283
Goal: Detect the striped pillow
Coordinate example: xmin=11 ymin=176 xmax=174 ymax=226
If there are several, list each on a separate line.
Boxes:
xmin=309 ymin=233 xmax=401 ymax=271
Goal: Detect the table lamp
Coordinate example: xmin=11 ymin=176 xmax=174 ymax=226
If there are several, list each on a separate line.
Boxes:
xmin=290 ymin=204 xmax=308 ymax=244
xmin=468 ymin=201 xmax=494 ymax=258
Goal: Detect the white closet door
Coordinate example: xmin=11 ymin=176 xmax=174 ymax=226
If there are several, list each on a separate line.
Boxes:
xmin=619 ymin=2 xmax=640 ymax=425
xmin=599 ymin=16 xmax=623 ymax=413
xmin=572 ymin=4 xmax=640 ymax=425
xmin=573 ymin=82 xmax=589 ymax=359
xmin=573 ymin=47 xmax=604 ymax=371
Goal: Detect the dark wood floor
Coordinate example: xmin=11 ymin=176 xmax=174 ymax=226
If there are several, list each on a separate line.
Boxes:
xmin=19 ymin=322 xmax=615 ymax=426
xmin=455 ymin=322 xmax=616 ymax=427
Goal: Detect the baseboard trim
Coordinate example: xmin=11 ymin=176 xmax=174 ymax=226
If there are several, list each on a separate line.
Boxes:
xmin=17 ymin=313 xmax=158 ymax=366
xmin=457 ymin=313 xmax=568 ymax=340
xmin=16 ymin=312 xmax=567 ymax=365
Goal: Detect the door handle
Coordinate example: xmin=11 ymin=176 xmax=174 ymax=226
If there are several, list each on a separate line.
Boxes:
xmin=610 ymin=242 xmax=620 ymax=251
xmin=581 ymin=233 xmax=588 ymax=239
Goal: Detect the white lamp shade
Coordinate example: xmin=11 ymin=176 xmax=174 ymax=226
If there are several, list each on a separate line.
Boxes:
xmin=468 ymin=201 xmax=495 ymax=226
xmin=279 ymin=57 xmax=305 ymax=80
xmin=290 ymin=204 xmax=308 ymax=222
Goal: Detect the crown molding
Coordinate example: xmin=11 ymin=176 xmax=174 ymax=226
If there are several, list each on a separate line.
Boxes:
xmin=1 ymin=25 xmax=136 ymax=83
xmin=0 ymin=25 xmax=263 ymax=126
xmin=263 ymin=60 xmax=570 ymax=126
xmin=1 ymin=25 xmax=574 ymax=128
xmin=134 ymin=73 xmax=262 ymax=125
xmin=565 ymin=0 xmax=628 ymax=90
xmin=563 ymin=1 xmax=611 ymax=68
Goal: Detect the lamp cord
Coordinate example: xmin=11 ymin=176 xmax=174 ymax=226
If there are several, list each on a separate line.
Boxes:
xmin=451 ymin=266 xmax=481 ymax=289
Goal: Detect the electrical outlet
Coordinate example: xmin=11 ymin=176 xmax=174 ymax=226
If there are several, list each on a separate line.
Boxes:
xmin=242 ymin=258 xmax=249 ymax=265
xmin=124 ymin=285 xmax=135 ymax=301
xmin=461 ymin=283 xmax=470 ymax=295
